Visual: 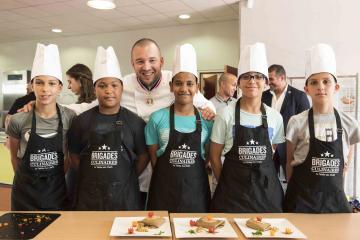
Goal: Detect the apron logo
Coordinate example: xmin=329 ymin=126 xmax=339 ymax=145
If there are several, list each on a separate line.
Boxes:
xmin=91 ymin=144 xmax=118 ymax=169
xmin=29 ymin=148 xmax=58 ymax=170
xmin=169 ymin=143 xmax=197 ymax=168
xmin=311 ymin=151 xmax=340 ymax=176
xmin=238 ymin=139 xmax=267 ymax=163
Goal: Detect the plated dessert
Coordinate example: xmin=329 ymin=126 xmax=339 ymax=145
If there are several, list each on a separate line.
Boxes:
xmin=235 ymin=217 xmax=306 ymax=239
xmin=109 ymin=212 xmax=172 ymax=237
xmin=173 ymin=216 xmax=237 ymax=238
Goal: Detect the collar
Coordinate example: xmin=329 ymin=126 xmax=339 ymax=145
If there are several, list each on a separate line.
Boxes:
xmin=270 ymin=83 xmax=288 ymax=97
xmin=215 ymin=92 xmax=234 ymax=104
xmin=136 ymin=74 xmax=162 ymax=91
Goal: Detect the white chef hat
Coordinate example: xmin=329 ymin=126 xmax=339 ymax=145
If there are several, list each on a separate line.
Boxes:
xmin=172 ymin=43 xmax=198 ymax=79
xmin=93 ymin=46 xmax=122 ymax=84
xmin=305 ymin=43 xmax=337 ymax=82
xmin=237 ymin=42 xmax=268 ymax=80
xmin=31 ymin=43 xmax=62 ymax=83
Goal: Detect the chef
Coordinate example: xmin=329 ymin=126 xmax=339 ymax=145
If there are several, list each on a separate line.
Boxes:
xmin=146 ymin=44 xmax=212 ymax=212
xmin=210 ymin=42 xmax=285 ymax=213
xmin=7 ymin=43 xmax=76 ymax=210
xmin=284 ymin=43 xmax=360 ymax=213
xmin=67 ymin=46 xmax=148 ymax=210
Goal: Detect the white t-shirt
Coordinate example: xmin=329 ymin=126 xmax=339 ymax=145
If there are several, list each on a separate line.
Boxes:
xmin=211 ymin=101 xmax=285 ymax=155
xmin=286 ymin=109 xmax=360 ymax=166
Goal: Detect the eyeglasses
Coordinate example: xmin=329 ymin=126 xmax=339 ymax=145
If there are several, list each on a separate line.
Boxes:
xmin=240 ymin=74 xmax=265 ymax=82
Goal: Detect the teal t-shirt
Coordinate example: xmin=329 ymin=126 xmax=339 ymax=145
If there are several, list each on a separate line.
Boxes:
xmin=145 ymin=107 xmax=213 ymax=159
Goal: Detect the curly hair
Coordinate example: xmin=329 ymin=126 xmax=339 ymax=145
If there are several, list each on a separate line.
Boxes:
xmin=66 ymin=64 xmax=96 ymax=103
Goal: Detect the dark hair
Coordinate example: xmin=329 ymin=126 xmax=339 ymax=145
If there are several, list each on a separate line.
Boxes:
xmin=131 ymin=38 xmax=161 ymax=57
xmin=268 ymin=64 xmax=286 ymax=77
xmin=66 ymin=64 xmax=96 ymax=104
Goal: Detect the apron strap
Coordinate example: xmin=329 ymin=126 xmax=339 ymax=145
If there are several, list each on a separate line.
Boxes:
xmin=308 ymin=107 xmax=343 ymax=140
xmin=235 ymin=98 xmax=268 ymax=130
xmin=169 ymin=104 xmax=202 ymax=142
xmin=260 ymin=103 xmax=268 ymax=128
xmin=31 ymin=104 xmax=63 ymax=134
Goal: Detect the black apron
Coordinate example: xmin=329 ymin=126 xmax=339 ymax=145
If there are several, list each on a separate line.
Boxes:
xmin=76 ymin=107 xmax=141 ymax=210
xmin=11 ymin=105 xmax=67 ymax=211
xmin=284 ymin=108 xmax=351 ymax=213
xmin=147 ymin=105 xmax=210 ymax=213
xmin=211 ymin=99 xmax=283 ymax=213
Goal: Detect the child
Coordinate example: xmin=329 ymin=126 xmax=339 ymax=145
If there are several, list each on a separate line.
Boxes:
xmin=67 ymin=46 xmax=148 ymax=210
xmin=146 ymin=44 xmax=212 ymax=212
xmin=284 ymin=43 xmax=360 ymax=213
xmin=7 ymin=43 xmax=76 ymax=210
xmin=210 ymin=43 xmax=284 ymax=213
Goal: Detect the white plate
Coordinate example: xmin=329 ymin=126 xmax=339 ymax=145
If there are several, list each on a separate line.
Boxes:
xmin=173 ymin=217 xmax=238 ymax=238
xmin=109 ymin=216 xmax=172 ymax=237
xmin=234 ymin=218 xmax=307 ymax=239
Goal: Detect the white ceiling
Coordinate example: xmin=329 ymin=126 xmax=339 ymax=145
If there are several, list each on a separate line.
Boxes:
xmin=0 ymin=0 xmax=239 ymax=43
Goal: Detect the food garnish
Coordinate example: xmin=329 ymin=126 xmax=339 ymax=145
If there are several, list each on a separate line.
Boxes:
xmin=208 ymin=226 xmax=216 ymax=233
xmin=189 ymin=219 xmax=197 ymax=227
xmin=187 ymin=229 xmax=196 ymax=234
xmin=206 ymin=215 xmax=214 ymax=221
xmin=131 ymin=221 xmax=138 ymax=227
xmin=153 ymin=230 xmax=165 ymax=236
xmin=128 ymin=227 xmax=134 ymax=234
xmin=284 ymin=227 xmax=293 ymax=234
xmin=270 ymin=227 xmax=279 ymax=236
xmin=256 ymin=216 xmax=262 ymax=222
xmin=147 ymin=212 xmax=154 ymax=218
xmin=252 ymin=230 xmax=263 ymax=236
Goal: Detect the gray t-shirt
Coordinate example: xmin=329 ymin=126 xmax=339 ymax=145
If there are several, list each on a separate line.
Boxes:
xmin=286 ymin=109 xmax=360 ymax=166
xmin=6 ymin=105 xmax=76 ymax=159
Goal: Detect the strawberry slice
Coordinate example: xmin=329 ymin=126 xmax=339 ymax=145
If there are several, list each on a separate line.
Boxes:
xmin=256 ymin=216 xmax=262 ymax=222
xmin=208 ymin=227 xmax=215 ymax=233
xmin=189 ymin=220 xmax=197 ymax=227
xmin=128 ymin=227 xmax=134 ymax=234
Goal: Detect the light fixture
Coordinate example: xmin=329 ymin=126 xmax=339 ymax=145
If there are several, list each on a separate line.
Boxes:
xmin=52 ymin=28 xmax=62 ymax=33
xmin=178 ymin=14 xmax=191 ymax=19
xmin=87 ymin=0 xmax=116 ymax=10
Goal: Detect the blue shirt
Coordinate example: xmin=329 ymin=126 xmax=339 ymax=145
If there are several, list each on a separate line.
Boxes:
xmin=145 ymin=108 xmax=213 ymax=159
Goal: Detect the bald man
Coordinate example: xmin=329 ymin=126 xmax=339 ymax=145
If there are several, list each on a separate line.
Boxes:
xmin=210 ymin=73 xmax=237 ymax=111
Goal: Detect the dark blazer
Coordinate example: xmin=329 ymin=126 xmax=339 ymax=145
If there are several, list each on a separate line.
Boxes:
xmin=262 ymin=85 xmax=310 ymax=174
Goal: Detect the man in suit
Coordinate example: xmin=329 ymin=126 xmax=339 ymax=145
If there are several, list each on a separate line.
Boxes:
xmin=262 ymin=64 xmax=310 ymax=180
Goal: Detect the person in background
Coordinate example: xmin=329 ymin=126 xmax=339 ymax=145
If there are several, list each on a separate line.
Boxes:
xmin=68 ymin=46 xmax=148 ymax=210
xmin=7 ymin=43 xmax=76 ymax=210
xmin=284 ymin=43 xmax=360 ymax=213
xmin=262 ymin=64 xmax=310 ymax=182
xmin=210 ymin=42 xmax=284 ymax=213
xmin=208 ymin=73 xmax=237 ymax=195
xmin=66 ymin=63 xmax=96 ymax=104
xmin=210 ymin=73 xmax=237 ymax=112
xmin=146 ymin=44 xmax=212 ymax=212
xmin=65 ymin=63 xmax=97 ymax=209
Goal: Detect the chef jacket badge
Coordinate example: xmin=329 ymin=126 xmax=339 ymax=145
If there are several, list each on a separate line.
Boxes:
xmin=169 ymin=143 xmax=197 ymax=168
xmin=91 ymin=144 xmax=120 ymax=169
xmin=311 ymin=151 xmax=340 ymax=176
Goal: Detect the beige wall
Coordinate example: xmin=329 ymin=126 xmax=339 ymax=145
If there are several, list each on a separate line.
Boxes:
xmin=0 ymin=20 xmax=239 ymax=103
